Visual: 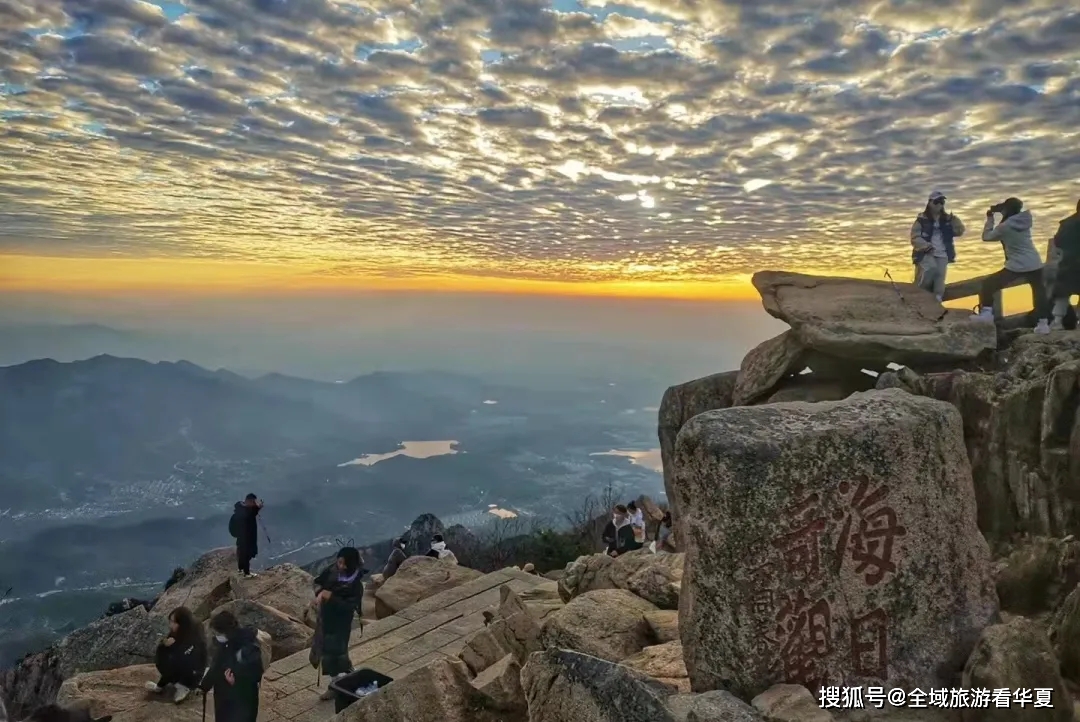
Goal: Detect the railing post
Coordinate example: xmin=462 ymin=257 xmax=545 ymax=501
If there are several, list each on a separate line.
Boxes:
xmin=992 ymin=291 xmax=1004 ymax=321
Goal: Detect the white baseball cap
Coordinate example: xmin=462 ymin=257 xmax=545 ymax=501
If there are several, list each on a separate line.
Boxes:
xmin=928 ymin=190 xmax=946 ymax=201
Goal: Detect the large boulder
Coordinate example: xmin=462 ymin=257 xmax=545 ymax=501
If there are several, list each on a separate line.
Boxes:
xmin=540 ymin=589 xmax=658 ymax=663
xmin=733 ymin=331 xmax=808 ymax=407
xmin=374 ymin=556 xmax=483 ymax=619
xmin=961 ymin=618 xmax=1072 ymax=722
xmin=763 ymin=373 xmax=876 ymax=405
xmin=0 ymin=648 xmax=62 ymax=720
xmin=206 ymin=600 xmax=312 ymax=661
xmin=469 ymin=654 xmax=526 ymax=716
xmin=333 ymin=657 xmax=502 ymax=722
xmin=620 ymin=641 xmax=690 ymax=693
xmin=751 ymin=271 xmax=997 ymax=368
xmin=1050 ymin=584 xmax=1080 ymax=683
xmin=229 ymin=562 xmax=316 ymax=627
xmin=520 ymin=649 xmax=762 ymax=722
xmin=658 ymin=370 xmax=738 ymax=523
xmin=151 ymin=547 xmax=236 ymax=622
xmin=670 ymin=389 xmax=998 ymax=697
xmin=56 ymin=606 xmax=168 ymax=679
xmin=516 ymin=580 xmax=564 ymax=622
xmin=57 ymin=663 xmax=275 ymax=722
xmin=459 ymin=586 xmax=543 ymax=676
xmin=895 ymin=333 xmax=1080 ymax=542
xmin=644 ymin=610 xmax=679 ymax=644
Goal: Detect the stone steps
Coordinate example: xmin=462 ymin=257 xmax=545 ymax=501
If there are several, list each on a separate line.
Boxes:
xmin=260 ymin=567 xmax=547 ymax=722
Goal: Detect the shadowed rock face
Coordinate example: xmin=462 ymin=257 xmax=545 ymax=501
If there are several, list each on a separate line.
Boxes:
xmin=670 ymin=389 xmax=998 ymax=698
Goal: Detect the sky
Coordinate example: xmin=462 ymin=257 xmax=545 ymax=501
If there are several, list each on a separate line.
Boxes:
xmin=0 ymin=0 xmax=1078 ymax=302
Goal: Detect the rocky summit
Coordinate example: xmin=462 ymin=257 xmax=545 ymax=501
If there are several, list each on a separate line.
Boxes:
xmin=4 ymin=270 xmax=1080 ymax=722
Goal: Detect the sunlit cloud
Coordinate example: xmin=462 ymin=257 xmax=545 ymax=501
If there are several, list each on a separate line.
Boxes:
xmin=0 ymin=0 xmax=1077 ymax=297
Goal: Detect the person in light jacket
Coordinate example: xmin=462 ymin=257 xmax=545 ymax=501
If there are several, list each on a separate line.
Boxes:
xmin=911 ymin=190 xmax=966 ymax=302
xmin=971 ymin=197 xmax=1051 ymax=334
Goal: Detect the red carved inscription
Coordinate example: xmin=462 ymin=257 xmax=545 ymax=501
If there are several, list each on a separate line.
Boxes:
xmin=833 ymin=476 xmax=907 ymax=586
xmin=774 ymin=589 xmax=832 ymax=690
xmin=773 ymin=488 xmax=828 ymax=582
xmin=851 ymin=607 xmax=889 ymax=680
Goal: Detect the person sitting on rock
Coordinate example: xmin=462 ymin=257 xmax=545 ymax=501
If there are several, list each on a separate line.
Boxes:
xmin=145 ymin=605 xmax=207 ymax=703
xmin=626 ymin=500 xmax=647 ymax=544
xmin=972 ymin=197 xmax=1052 ymax=334
xmin=381 ymin=537 xmax=408 ymax=580
xmin=1050 ymin=198 xmax=1080 ymax=330
xmin=312 ymin=546 xmax=367 ymax=700
xmin=200 ymin=610 xmax=264 ymax=722
xmin=609 ymin=505 xmax=642 ymax=557
xmin=911 ymin=190 xmax=966 ymax=302
xmin=425 ymin=534 xmax=458 ymax=563
xmin=657 ymin=511 xmax=676 ymax=553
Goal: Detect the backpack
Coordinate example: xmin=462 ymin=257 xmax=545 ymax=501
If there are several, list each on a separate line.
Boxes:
xmin=234 ymin=638 xmax=265 ymax=681
xmin=228 ymin=509 xmax=241 ymax=539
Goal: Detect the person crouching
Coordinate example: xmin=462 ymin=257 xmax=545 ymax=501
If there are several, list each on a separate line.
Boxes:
xmin=145 ymin=606 xmax=207 ymax=703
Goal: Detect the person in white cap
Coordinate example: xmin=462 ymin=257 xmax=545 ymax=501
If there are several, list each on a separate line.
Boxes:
xmin=910 ymin=190 xmax=966 ymax=302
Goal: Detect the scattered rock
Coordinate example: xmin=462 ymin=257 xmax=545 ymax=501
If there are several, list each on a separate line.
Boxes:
xmin=751 ymin=684 xmax=833 ymax=722
xmin=961 ymin=617 xmax=1072 ymax=722
xmin=374 ymin=555 xmax=483 ymax=619
xmin=666 ymin=690 xmax=764 ymax=722
xmin=540 ymin=589 xmax=658 ymax=663
xmin=515 ymin=580 xmax=564 ymax=621
xmin=558 ymin=550 xmax=683 ymax=608
xmin=751 ymin=270 xmax=997 ymax=367
xmin=670 ymin=389 xmax=999 ymax=697
xmin=151 ymin=547 xmax=236 ymax=623
xmin=644 ymin=610 xmax=679 ymax=644
xmin=521 ymin=648 xmax=678 ymax=722
xmin=56 ymin=663 xmax=275 ymax=722
xmin=229 ymin=563 xmax=316 ymax=628
xmin=995 ymin=537 xmax=1080 ymax=616
xmin=470 ymin=654 xmax=526 ymax=716
xmin=733 ymin=331 xmax=808 ymax=407
xmin=620 ymin=641 xmax=690 ymax=693
xmin=56 ymin=606 xmax=168 ymax=679
xmin=494 ymin=586 xmax=544 ymax=663
xmin=334 ymin=656 xmax=501 ymax=722
xmin=206 ymin=600 xmax=311 ymax=661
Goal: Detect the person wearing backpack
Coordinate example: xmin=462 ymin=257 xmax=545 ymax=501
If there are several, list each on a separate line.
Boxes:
xmin=311 ymin=546 xmax=367 ymax=700
xmin=229 ymin=494 xmax=263 ymax=579
xmin=200 ymin=610 xmax=263 ymax=722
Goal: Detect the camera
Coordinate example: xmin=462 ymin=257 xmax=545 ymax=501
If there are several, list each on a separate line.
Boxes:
xmin=988 ymin=202 xmax=1006 ymax=215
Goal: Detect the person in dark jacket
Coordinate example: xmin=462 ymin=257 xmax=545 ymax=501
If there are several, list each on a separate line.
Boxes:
xmin=231 ymin=494 xmax=263 ymax=578
xmin=1051 ymin=199 xmax=1080 ymax=330
xmin=312 ymin=547 xmax=367 ymax=700
xmin=200 ymin=610 xmax=263 ymax=722
xmin=607 ymin=505 xmax=642 ymax=557
xmin=145 ymin=606 xmax=207 ymax=703
xmin=381 ymin=538 xmax=407 ymax=580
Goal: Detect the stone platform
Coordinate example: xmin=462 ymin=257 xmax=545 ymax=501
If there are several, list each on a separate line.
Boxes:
xmin=260 ymin=567 xmax=547 ymax=722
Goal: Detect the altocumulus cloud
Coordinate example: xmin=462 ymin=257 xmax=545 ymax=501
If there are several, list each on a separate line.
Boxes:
xmin=0 ymin=0 xmax=1078 ymax=284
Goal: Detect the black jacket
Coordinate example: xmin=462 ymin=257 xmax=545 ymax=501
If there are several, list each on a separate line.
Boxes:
xmin=602 ymin=521 xmax=618 ymax=554
xmin=232 ymin=502 xmax=260 ymax=557
xmin=1055 ymin=213 xmax=1080 ymax=271
xmin=312 ymin=566 xmax=365 ymax=675
xmin=201 ymin=627 xmax=263 ymax=722
xmin=612 ymin=523 xmax=642 ymax=556
xmin=154 ymin=630 xmax=207 ymax=686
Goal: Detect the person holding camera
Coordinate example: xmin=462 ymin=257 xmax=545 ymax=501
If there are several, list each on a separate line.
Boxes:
xmin=910 ymin=190 xmax=966 ymax=302
xmin=972 ymin=197 xmax=1051 ymax=334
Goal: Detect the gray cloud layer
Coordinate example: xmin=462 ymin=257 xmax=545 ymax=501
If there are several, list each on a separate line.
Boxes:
xmin=1 ymin=0 xmax=1078 ymax=282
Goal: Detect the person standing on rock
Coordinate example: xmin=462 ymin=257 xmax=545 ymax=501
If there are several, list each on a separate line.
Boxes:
xmin=312 ymin=546 xmax=367 ymax=701
xmin=201 ymin=610 xmax=264 ymax=722
xmin=145 ymin=606 xmax=207 ymax=703
xmin=229 ymin=493 xmax=263 ymax=579
xmin=1049 ymin=199 xmax=1080 ymax=330
xmin=971 ymin=197 xmax=1052 ymax=334
xmin=911 ymin=190 xmax=966 ymax=302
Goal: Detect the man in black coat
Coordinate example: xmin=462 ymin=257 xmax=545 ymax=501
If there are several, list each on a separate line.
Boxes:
xmin=201 ymin=611 xmax=263 ymax=722
xmin=230 ymin=494 xmax=263 ymax=578
xmin=311 ymin=547 xmax=366 ymax=700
